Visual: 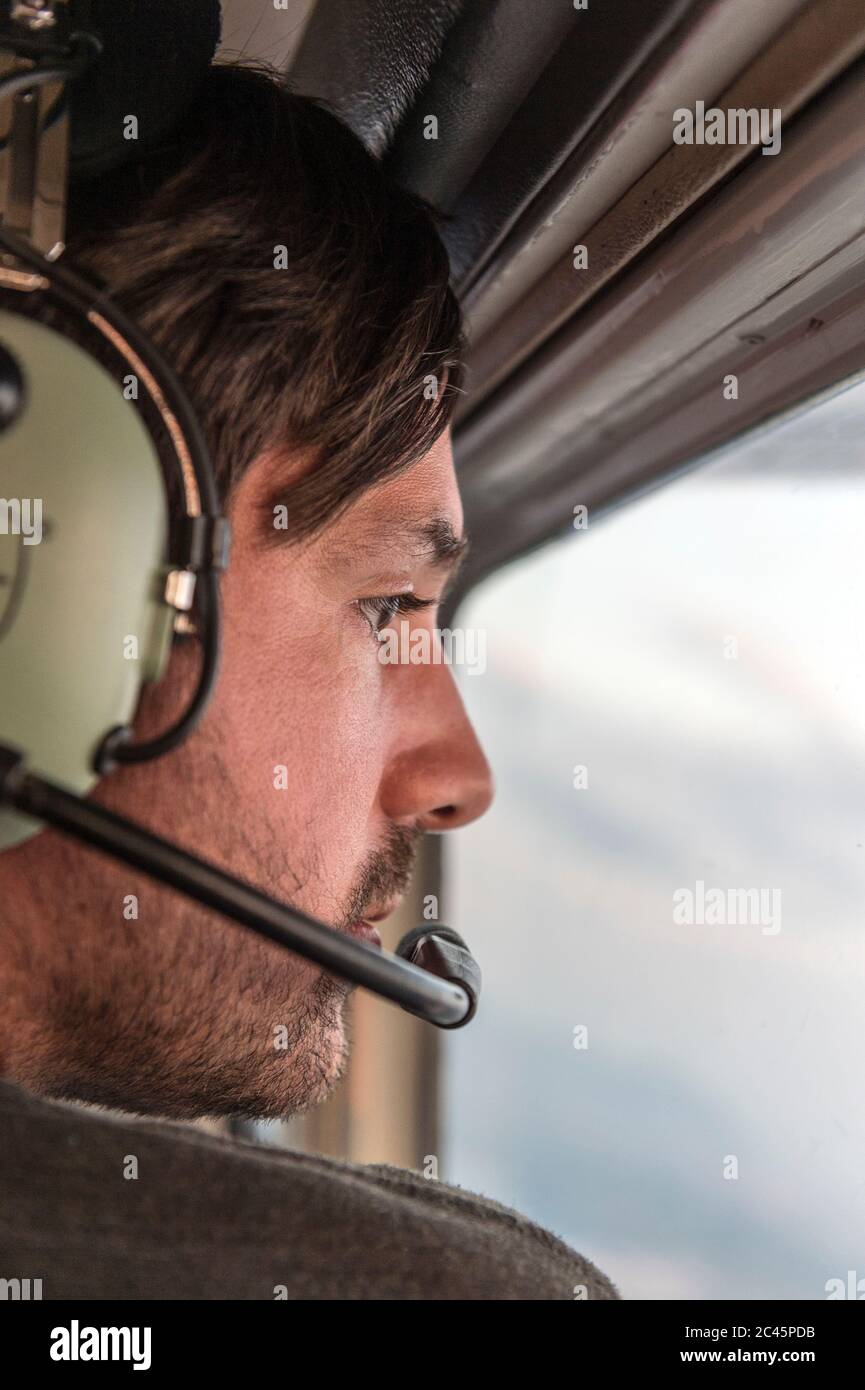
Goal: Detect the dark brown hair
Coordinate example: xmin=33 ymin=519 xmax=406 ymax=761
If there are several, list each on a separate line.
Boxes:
xmin=64 ymin=60 xmax=465 ymax=540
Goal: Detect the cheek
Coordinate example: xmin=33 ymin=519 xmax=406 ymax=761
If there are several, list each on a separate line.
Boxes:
xmin=210 ymin=566 xmax=389 ymax=847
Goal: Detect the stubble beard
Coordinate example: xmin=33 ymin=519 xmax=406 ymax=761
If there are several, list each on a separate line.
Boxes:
xmin=6 ymin=741 xmax=421 ymax=1123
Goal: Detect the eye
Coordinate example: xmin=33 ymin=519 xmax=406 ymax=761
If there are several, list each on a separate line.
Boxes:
xmin=355 ymin=593 xmax=435 ymax=639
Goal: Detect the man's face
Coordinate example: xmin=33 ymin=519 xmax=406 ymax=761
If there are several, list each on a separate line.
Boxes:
xmin=2 ymin=430 xmax=492 ymax=1118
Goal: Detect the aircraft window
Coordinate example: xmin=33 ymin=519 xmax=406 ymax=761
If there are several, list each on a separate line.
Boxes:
xmin=445 ymin=375 xmax=865 ymax=1300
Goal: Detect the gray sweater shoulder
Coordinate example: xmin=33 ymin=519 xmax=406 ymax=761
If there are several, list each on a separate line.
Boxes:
xmin=0 ymin=1081 xmax=619 ymax=1301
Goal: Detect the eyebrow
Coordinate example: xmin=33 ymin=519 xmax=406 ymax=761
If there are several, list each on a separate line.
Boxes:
xmin=324 ymin=516 xmax=470 ymax=589
xmin=415 ymin=517 xmax=469 ymax=568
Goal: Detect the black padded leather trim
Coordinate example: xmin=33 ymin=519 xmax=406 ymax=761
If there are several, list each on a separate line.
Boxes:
xmin=385 ymin=0 xmax=579 ymax=212
xmin=290 ymin=0 xmax=467 ymax=159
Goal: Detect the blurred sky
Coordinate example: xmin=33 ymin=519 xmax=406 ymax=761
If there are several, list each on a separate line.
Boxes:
xmin=444 ymin=377 xmax=865 ymax=1300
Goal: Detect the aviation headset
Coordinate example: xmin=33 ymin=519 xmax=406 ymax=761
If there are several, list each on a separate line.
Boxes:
xmin=0 ymin=0 xmax=480 ymax=1028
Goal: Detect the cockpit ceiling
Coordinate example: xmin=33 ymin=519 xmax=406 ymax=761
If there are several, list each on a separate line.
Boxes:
xmin=254 ymin=0 xmax=865 ymax=585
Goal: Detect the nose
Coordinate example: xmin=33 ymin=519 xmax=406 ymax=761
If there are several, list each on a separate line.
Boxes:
xmin=380 ymin=662 xmax=494 ymax=832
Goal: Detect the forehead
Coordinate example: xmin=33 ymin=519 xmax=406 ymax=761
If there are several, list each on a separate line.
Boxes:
xmin=322 ymin=429 xmax=463 ymax=554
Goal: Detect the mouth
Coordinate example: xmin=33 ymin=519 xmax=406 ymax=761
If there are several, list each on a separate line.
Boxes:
xmin=345 ymin=919 xmax=383 ymax=948
xmin=343 ymin=900 xmax=401 ymax=950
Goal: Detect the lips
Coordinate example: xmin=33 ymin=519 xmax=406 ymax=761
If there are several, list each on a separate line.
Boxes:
xmin=345 ymin=919 xmax=383 ymax=948
xmin=343 ymin=900 xmax=400 ymax=948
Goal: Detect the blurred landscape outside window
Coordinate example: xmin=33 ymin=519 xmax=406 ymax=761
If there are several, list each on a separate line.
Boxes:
xmin=446 ymin=378 xmax=865 ymax=1300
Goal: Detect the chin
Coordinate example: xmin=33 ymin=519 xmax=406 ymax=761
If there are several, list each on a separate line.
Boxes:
xmin=205 ymin=1002 xmax=352 ymax=1122
xmin=18 ymin=988 xmax=351 ymax=1125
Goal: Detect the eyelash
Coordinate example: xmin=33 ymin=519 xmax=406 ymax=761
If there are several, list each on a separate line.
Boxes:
xmin=355 ymin=592 xmax=436 ymax=638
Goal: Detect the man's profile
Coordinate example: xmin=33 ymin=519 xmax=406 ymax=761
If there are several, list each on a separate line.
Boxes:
xmin=0 ymin=61 xmax=618 ymax=1301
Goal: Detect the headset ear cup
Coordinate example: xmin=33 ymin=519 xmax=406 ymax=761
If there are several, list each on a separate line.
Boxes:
xmin=0 ymin=309 xmax=171 ymax=849
xmin=69 ymin=0 xmax=222 ymax=183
